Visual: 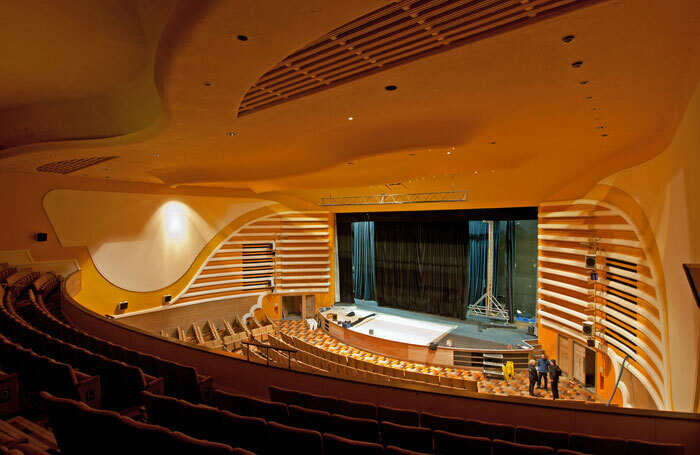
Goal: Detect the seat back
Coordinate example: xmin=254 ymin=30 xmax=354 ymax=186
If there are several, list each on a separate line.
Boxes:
xmin=380 ymin=421 xmax=433 ymax=452
xmin=142 ymin=390 xmax=184 ymax=431
xmin=337 ymin=398 xmax=377 ymax=420
xmin=492 ymin=439 xmax=555 ymax=454
xmin=433 ymin=430 xmax=491 ymax=455
xmin=466 ymin=419 xmax=515 ymax=442
xmin=289 ymin=404 xmax=332 ymax=433
xmin=378 ymin=405 xmax=420 ymax=426
xmin=266 ymin=421 xmax=323 ymax=455
xmin=626 ymin=439 xmax=685 ymax=455
xmin=269 ymin=385 xmax=304 ymax=406
xmin=568 ymin=432 xmax=627 ymax=455
xmin=330 ymin=414 xmax=381 ymax=444
xmin=322 ymin=433 xmax=385 ymax=455
xmin=219 ymin=410 xmax=267 ymax=455
xmin=249 ymin=396 xmax=289 ymax=424
xmin=420 ymin=411 xmax=466 ymax=434
xmin=301 ymin=391 xmax=338 ymax=414
xmin=215 ymin=390 xmax=252 ymax=416
xmin=516 ymin=426 xmax=569 ymax=451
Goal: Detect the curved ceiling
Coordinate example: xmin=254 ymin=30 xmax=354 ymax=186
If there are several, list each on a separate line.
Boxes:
xmin=0 ymin=0 xmax=699 ymax=208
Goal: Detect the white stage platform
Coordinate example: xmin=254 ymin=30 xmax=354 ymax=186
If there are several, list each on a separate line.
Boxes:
xmin=343 ymin=306 xmax=457 ymax=346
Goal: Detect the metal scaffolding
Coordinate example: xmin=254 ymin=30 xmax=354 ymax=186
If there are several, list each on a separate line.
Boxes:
xmin=319 ymin=190 xmax=467 ymax=206
xmin=467 ymin=220 xmax=509 ymax=321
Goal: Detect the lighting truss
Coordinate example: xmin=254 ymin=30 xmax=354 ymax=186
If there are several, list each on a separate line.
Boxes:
xmin=319 ymin=191 xmax=468 ymax=206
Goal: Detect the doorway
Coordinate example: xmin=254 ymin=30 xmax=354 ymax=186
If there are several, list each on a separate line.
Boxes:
xmin=573 ymin=341 xmax=596 ymax=390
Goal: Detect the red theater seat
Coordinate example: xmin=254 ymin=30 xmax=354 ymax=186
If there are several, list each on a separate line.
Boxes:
xmin=269 ymin=385 xmax=304 ymax=406
xmin=377 ymin=405 xmax=420 ymax=426
xmin=433 ymin=430 xmax=492 ymax=455
xmin=626 ymin=439 xmax=685 ymax=455
xmin=466 ymin=419 xmax=516 ymax=441
xmin=568 ymin=432 xmax=627 ymax=455
xmin=385 ymin=446 xmax=432 ymax=455
xmin=142 ymin=391 xmax=183 ymax=431
xmin=380 ymin=421 xmax=433 ymax=452
xmin=493 ymin=439 xmax=556 ymax=454
xmin=265 ymin=421 xmax=323 ymax=455
xmin=337 ymin=398 xmax=378 ymax=420
xmin=331 ymin=414 xmax=381 ymax=443
xmin=420 ymin=411 xmax=466 ymax=434
xmin=323 ymin=433 xmax=385 ymax=455
xmin=178 ymin=400 xmax=222 ymax=442
xmin=170 ymin=431 xmax=235 ymax=454
xmin=288 ymin=404 xmax=332 ymax=433
xmin=218 ymin=410 xmax=266 ymax=455
xmin=302 ymin=391 xmax=338 ymax=414
xmin=215 ymin=390 xmax=252 ymax=416
xmin=516 ymin=426 xmax=569 ymax=451
xmin=249 ymin=396 xmax=289 ymax=424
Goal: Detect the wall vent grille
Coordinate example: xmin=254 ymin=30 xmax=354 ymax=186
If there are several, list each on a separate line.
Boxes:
xmin=36 ymin=156 xmax=117 ymax=174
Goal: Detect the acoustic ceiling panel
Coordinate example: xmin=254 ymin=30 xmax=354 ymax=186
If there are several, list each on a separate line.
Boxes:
xmin=239 ymin=0 xmax=603 ymax=116
xmin=35 ymin=156 xmax=117 ymax=174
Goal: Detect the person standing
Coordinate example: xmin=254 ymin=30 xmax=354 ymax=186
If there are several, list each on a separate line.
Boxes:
xmin=536 ymin=354 xmax=550 ymax=390
xmin=528 ymin=359 xmax=538 ymax=396
xmin=549 ymin=359 xmax=562 ymax=400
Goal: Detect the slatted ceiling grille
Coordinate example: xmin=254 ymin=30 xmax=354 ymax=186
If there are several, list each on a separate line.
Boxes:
xmin=537 ymin=201 xmax=670 ymax=409
xmin=35 ymin=156 xmax=117 ymax=174
xmin=238 ymin=0 xmax=602 ymax=116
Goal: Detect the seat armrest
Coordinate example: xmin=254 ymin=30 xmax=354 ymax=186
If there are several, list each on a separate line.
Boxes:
xmin=76 ymin=374 xmax=101 ymax=408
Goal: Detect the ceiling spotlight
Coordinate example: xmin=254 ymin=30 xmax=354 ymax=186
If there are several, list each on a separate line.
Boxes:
xmin=474 ymin=171 xmax=478 ymax=174
xmin=585 ymin=96 xmax=593 ymax=100
xmin=594 ymin=117 xmax=601 ymax=120
xmin=447 ymin=151 xmax=451 ymax=155
xmin=561 ymin=35 xmax=575 ymax=44
xmin=597 ymin=125 xmax=606 ymax=129
xmin=153 ymin=153 xmax=160 ymax=157
xmin=203 ymin=82 xmax=213 ymax=87
xmin=580 ymin=80 xmax=589 ymax=85
xmin=489 ymin=141 xmax=496 ymax=145
xmin=237 ymin=35 xmax=248 ymax=41
xmin=601 ymin=134 xmax=608 ymax=137
xmin=347 ymin=162 xmax=354 ymax=165
xmin=409 ymin=153 xmax=416 ymax=156
xmin=226 ymin=132 xmax=236 ymax=136
xmin=348 ymin=116 xmax=354 ymax=120
xmin=571 ymin=61 xmax=584 ymax=68
xmin=592 ymin=107 xmax=599 ymax=111
xmin=384 ymin=85 xmax=398 ymax=91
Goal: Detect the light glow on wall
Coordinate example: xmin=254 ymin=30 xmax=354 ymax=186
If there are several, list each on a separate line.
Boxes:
xmin=164 ymin=201 xmax=186 ymax=238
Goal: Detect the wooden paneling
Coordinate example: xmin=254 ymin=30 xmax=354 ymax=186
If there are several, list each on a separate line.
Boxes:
xmin=537 ymin=201 xmax=669 ymax=410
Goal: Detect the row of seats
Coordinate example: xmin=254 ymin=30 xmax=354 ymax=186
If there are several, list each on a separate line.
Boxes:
xmin=41 ymin=392 xmax=252 ymax=455
xmin=26 ymin=289 xmax=213 ymax=404
xmin=277 ymin=331 xmax=478 ymax=391
xmin=264 ymin=386 xmax=684 ymax=455
xmin=143 ymin=389 xmax=684 ymax=455
xmin=0 ymin=290 xmax=159 ymax=410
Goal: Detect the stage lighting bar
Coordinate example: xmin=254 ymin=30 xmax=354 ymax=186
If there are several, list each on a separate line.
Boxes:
xmin=319 ymin=191 xmax=468 ymax=206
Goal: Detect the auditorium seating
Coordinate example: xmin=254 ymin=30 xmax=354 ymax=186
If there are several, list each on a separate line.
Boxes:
xmin=266 ymin=421 xmax=324 ymax=455
xmin=567 ymin=433 xmax=628 ymax=455
xmin=143 ymin=384 xmax=686 ymax=454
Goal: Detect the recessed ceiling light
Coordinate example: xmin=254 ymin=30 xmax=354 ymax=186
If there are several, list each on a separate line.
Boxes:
xmin=594 ymin=117 xmax=601 ymax=120
xmin=447 ymin=151 xmax=451 ymax=155
xmin=409 ymin=153 xmax=415 ymax=156
xmin=597 ymin=125 xmax=606 ymax=129
xmin=226 ymin=132 xmax=236 ymax=136
xmin=474 ymin=171 xmax=478 ymax=174
xmin=489 ymin=141 xmax=496 ymax=145
xmin=561 ymin=35 xmax=575 ymax=44
xmin=384 ymin=85 xmax=398 ymax=91
xmin=348 ymin=116 xmax=354 ymax=120
xmin=153 ymin=153 xmax=160 ymax=157
xmin=580 ymin=80 xmax=589 ymax=85
xmin=103 ymin=168 xmax=109 ymax=171
xmin=203 ymin=82 xmax=213 ymax=87
xmin=601 ymin=134 xmax=608 ymax=137
xmin=237 ymin=35 xmax=248 ymax=41
xmin=585 ymin=96 xmax=593 ymax=100
xmin=592 ymin=107 xmax=599 ymax=111
xmin=571 ymin=61 xmax=584 ymax=68
xmin=347 ymin=162 xmax=354 ymax=165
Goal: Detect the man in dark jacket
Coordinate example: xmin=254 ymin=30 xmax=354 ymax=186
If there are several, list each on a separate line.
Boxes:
xmin=536 ymin=354 xmax=550 ymax=390
xmin=528 ymin=359 xmax=538 ymax=396
xmin=549 ymin=359 xmax=563 ymax=400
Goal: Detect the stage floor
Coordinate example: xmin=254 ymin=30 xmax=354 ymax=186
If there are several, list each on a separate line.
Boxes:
xmin=333 ymin=300 xmax=532 ymax=350
xmin=342 ymin=307 xmax=457 ymax=345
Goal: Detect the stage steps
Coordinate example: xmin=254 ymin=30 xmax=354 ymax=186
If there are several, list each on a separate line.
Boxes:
xmin=482 ymin=353 xmax=505 ymax=379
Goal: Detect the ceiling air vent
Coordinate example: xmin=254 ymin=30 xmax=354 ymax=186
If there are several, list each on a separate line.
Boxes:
xmin=238 ymin=0 xmax=602 ymax=116
xmin=36 ymin=156 xmax=117 ymax=175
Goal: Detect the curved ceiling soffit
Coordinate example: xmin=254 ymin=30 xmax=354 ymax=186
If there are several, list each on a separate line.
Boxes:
xmin=0 ymin=0 xmax=193 ymax=155
xmin=237 ymin=0 xmax=606 ymax=117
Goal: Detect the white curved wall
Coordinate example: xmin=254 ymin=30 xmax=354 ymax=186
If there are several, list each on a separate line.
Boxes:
xmin=43 ymin=189 xmax=273 ymax=291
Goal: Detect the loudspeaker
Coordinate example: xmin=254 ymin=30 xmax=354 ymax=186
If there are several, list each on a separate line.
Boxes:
xmin=587 ymin=339 xmax=596 ymax=348
xmin=585 ymin=255 xmax=597 ymax=269
xmin=428 ymin=342 xmax=438 ymax=351
xmin=35 ymin=233 xmax=47 ymax=242
xmin=582 ymin=321 xmax=594 ymax=337
xmin=163 ymin=294 xmax=172 ymax=304
xmin=118 ymin=301 xmax=128 ymax=310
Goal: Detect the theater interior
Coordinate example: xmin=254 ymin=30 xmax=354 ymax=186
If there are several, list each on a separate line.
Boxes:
xmin=0 ymin=1 xmax=699 ymax=454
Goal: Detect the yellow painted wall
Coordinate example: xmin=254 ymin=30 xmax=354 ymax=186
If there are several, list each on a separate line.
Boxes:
xmin=591 ymin=80 xmax=700 ymax=412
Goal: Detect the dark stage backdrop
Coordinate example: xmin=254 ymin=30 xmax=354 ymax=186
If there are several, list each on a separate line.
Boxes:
xmin=374 ymin=222 xmax=469 ymax=319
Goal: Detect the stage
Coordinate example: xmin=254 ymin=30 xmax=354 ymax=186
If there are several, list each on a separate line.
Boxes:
xmin=319 ymin=301 xmax=534 ymax=370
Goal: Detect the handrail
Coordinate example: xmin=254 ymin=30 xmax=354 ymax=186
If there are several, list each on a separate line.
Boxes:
xmin=240 ymin=340 xmax=297 ymax=370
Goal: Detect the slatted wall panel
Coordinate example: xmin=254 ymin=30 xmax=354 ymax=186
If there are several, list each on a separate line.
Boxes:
xmin=537 ymin=201 xmax=668 ymax=409
xmin=173 ymin=212 xmax=332 ymax=305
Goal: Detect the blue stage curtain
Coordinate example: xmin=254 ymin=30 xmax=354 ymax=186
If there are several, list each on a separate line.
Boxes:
xmin=352 ymin=221 xmax=376 ymax=301
xmin=374 ymin=221 xmax=469 ymax=318
xmin=467 ymin=220 xmax=500 ymax=308
xmin=504 ymin=220 xmax=516 ymax=322
xmin=337 ymin=221 xmax=355 ymax=303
